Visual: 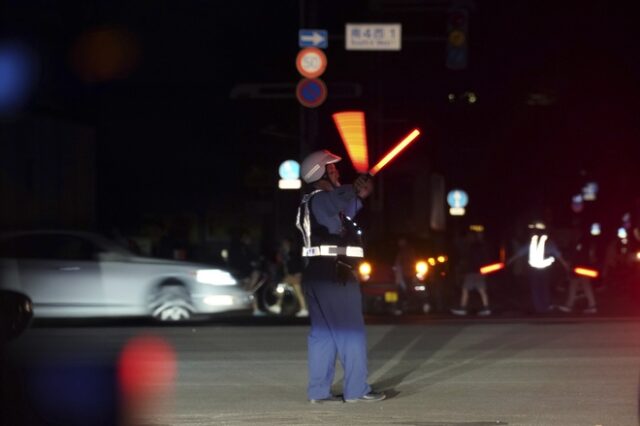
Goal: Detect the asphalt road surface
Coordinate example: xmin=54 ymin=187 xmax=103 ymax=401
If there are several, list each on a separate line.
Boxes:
xmin=2 ymin=315 xmax=640 ymax=426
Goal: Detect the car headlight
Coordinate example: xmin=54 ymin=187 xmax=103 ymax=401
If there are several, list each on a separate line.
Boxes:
xmin=196 ymin=269 xmax=237 ymax=286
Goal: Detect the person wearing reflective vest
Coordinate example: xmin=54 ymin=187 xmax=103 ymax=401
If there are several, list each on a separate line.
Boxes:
xmin=295 ymin=149 xmax=385 ymax=404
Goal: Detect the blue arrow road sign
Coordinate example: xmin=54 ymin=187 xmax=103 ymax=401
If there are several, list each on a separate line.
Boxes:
xmin=299 ymin=29 xmax=328 ymax=48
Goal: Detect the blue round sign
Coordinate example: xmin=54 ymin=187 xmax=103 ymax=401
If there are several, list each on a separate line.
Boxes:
xmin=447 ymin=189 xmax=468 ymax=208
xmin=296 ymin=78 xmax=327 ymax=108
xmin=278 ymin=160 xmax=300 ymax=180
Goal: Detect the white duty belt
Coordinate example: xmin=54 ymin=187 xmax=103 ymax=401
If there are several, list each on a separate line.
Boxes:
xmin=302 ymin=245 xmax=364 ymax=258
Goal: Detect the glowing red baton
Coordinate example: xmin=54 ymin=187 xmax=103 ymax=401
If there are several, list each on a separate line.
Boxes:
xmin=574 ymin=267 xmax=598 ymax=278
xmin=480 ymin=262 xmax=505 ymax=275
xmin=369 ymin=129 xmax=421 ymax=176
xmin=332 ymin=111 xmax=370 ymax=173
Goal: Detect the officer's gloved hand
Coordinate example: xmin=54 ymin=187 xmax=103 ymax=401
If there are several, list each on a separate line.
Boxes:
xmin=353 ymin=174 xmax=374 ymax=199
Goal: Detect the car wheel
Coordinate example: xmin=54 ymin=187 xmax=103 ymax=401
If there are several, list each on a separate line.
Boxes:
xmin=149 ymin=285 xmax=194 ymax=322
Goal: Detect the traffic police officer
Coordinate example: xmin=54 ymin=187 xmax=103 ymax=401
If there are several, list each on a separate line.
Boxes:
xmin=296 ymin=149 xmax=385 ymax=403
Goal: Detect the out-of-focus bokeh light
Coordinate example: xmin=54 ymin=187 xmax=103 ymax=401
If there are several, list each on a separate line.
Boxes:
xmin=0 ymin=41 xmax=38 ymax=114
xmin=358 ymin=261 xmax=372 ymax=281
xmin=618 ymin=227 xmax=628 ymax=239
xmin=590 ymin=223 xmax=601 ymax=236
xmin=436 ymin=255 xmax=447 ymax=263
xmin=415 ymin=260 xmax=429 ymax=276
xmin=70 ymin=26 xmax=140 ymax=83
xmin=428 ymin=257 xmax=437 ymax=266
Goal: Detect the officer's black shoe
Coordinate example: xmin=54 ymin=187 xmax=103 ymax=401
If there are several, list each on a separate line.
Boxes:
xmin=344 ymin=391 xmax=386 ymax=403
xmin=309 ymin=395 xmax=344 ymax=404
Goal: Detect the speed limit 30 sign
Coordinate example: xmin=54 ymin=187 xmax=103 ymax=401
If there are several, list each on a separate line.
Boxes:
xmin=296 ymin=47 xmax=327 ymax=79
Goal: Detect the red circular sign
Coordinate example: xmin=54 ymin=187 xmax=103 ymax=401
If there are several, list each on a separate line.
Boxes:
xmin=296 ymin=47 xmax=327 ymax=79
xmin=296 ymin=78 xmax=327 ymax=108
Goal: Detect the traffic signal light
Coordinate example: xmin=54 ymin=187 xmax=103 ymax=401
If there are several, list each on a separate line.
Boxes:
xmin=446 ymin=9 xmax=468 ymax=70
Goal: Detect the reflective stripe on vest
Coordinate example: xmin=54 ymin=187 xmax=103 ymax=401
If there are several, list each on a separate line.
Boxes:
xmin=302 ymin=245 xmax=364 ymax=258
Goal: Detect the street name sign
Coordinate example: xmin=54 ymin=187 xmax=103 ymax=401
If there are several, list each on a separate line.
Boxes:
xmin=345 ymin=23 xmax=402 ymax=51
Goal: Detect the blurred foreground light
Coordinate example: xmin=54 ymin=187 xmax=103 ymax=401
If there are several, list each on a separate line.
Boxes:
xmin=635 ymin=251 xmax=640 ymax=261
xmin=70 ymin=26 xmax=140 ymax=83
xmin=196 ymin=269 xmax=236 ymax=285
xmin=428 ymin=258 xmax=436 ymax=266
xmin=118 ymin=335 xmax=176 ymax=420
xmin=436 ymin=256 xmax=447 ymax=263
xmin=204 ymin=295 xmax=234 ymax=306
xmin=448 ymin=93 xmax=455 ymax=103
xmin=590 ymin=223 xmax=601 ymax=236
xmin=279 ymin=179 xmax=301 ymax=189
xmin=414 ymin=285 xmax=426 ymax=292
xmin=469 ymin=224 xmax=484 ymax=232
xmin=0 ymin=41 xmax=38 ymax=114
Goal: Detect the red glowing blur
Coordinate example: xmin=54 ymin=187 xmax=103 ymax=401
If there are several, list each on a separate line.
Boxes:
xmin=332 ymin=111 xmax=370 ymax=173
xmin=369 ymin=129 xmax=421 ymax=176
xmin=480 ymin=262 xmax=505 ymax=275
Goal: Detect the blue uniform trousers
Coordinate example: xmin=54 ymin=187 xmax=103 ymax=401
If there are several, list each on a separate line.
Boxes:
xmin=529 ymin=269 xmax=552 ymax=313
xmin=303 ymin=258 xmax=371 ymax=400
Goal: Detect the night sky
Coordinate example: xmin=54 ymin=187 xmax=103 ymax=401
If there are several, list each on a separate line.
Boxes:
xmin=2 ymin=0 xmax=639 ymax=240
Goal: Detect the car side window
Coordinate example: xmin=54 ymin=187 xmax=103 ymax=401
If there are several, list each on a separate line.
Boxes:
xmin=54 ymin=236 xmax=97 ymax=261
xmin=0 ymin=235 xmax=98 ymax=261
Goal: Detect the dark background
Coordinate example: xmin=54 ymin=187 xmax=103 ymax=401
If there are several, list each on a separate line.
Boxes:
xmin=1 ymin=0 xmax=639 ymax=249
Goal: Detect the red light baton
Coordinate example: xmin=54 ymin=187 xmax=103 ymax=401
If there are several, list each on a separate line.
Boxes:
xmin=480 ymin=262 xmax=505 ymax=275
xmin=574 ymin=267 xmax=598 ymax=278
xmin=368 ymin=129 xmax=421 ymax=176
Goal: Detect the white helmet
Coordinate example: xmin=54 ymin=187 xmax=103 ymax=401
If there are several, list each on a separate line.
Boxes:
xmin=300 ymin=150 xmax=342 ymax=183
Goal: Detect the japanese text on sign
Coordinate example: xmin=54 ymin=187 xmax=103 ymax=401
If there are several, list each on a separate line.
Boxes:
xmin=345 ymin=23 xmax=402 ymax=51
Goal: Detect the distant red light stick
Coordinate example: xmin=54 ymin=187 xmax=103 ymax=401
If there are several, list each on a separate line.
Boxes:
xmin=332 ymin=111 xmax=370 ymax=173
xmin=368 ymin=129 xmax=421 ymax=176
xmin=574 ymin=267 xmax=598 ymax=278
xmin=480 ymin=262 xmax=504 ymax=275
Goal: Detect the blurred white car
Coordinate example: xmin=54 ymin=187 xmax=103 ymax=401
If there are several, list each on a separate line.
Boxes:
xmin=0 ymin=230 xmax=253 ymax=322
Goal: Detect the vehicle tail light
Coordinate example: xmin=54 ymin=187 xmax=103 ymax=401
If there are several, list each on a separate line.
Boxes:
xmin=358 ymin=261 xmax=372 ymax=281
xmin=574 ymin=266 xmax=598 ymax=278
xmin=480 ymin=262 xmax=504 ymax=275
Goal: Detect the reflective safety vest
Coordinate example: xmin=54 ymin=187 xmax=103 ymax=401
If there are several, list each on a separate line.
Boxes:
xmin=295 ymin=190 xmax=364 ymax=258
xmin=528 ymin=234 xmax=555 ymax=269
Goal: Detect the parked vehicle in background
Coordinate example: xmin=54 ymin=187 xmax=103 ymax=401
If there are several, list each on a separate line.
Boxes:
xmin=358 ymin=237 xmax=449 ymax=315
xmin=0 ymin=290 xmax=32 ymax=342
xmin=0 ymin=230 xmax=253 ymax=322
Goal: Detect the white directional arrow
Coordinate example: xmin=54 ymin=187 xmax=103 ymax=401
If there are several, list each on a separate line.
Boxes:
xmin=300 ymin=31 xmax=326 ymax=47
xmin=528 ymin=234 xmax=555 ymax=269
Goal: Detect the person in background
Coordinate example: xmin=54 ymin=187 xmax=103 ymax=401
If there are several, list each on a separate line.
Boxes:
xmin=451 ymin=229 xmax=492 ymax=316
xmin=507 ymin=222 xmax=569 ymax=314
xmin=558 ymin=232 xmax=599 ymax=314
xmin=392 ymin=236 xmax=417 ymax=315
xmin=275 ymin=237 xmax=308 ymax=317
